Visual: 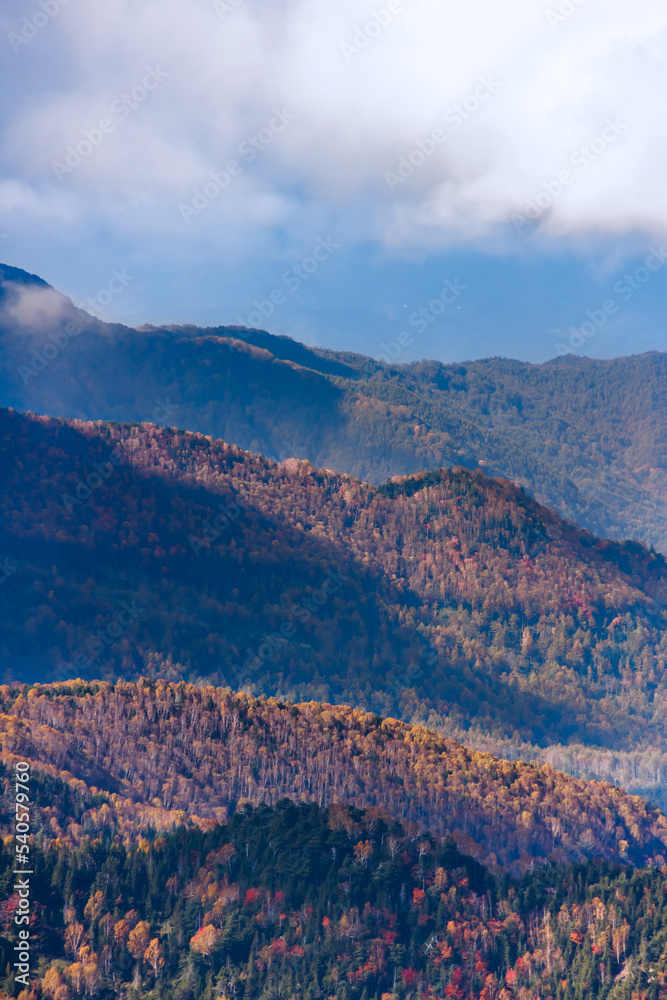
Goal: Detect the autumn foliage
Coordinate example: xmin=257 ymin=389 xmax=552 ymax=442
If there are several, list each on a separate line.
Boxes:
xmin=1 ymin=797 xmax=667 ymax=1000
xmin=1 ymin=409 xmax=667 ymax=752
xmin=2 ymin=681 xmax=667 ymax=872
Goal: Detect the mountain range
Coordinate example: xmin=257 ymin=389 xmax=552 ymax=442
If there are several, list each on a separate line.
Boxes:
xmin=1 ymin=404 xmax=667 ymax=782
xmin=2 ymin=260 xmax=667 ymax=999
xmin=1 ymin=263 xmax=666 ymax=554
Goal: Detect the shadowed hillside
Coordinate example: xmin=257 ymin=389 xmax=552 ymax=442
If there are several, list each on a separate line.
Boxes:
xmin=1 ymin=264 xmax=666 ymax=551
xmin=1 ymin=408 xmax=667 ymax=750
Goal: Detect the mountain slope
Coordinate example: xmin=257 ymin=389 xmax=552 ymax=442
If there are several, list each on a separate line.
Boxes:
xmin=5 ymin=792 xmax=667 ymax=1000
xmin=1 ymin=264 xmax=666 ymax=551
xmin=8 ymin=789 xmax=667 ymax=1000
xmin=1 ymin=408 xmax=667 ymax=750
xmin=3 ymin=681 xmax=667 ymax=872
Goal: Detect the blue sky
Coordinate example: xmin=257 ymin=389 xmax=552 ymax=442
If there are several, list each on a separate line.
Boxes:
xmin=1 ymin=0 xmax=667 ymax=364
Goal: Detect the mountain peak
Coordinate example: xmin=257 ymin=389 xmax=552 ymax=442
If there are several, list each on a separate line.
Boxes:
xmin=0 ymin=262 xmax=52 ymax=289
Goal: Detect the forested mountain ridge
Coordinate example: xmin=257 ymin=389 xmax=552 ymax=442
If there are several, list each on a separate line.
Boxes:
xmin=1 ymin=263 xmax=666 ymax=551
xmin=1 ymin=407 xmax=667 ymax=750
xmin=4 ymin=792 xmax=667 ymax=1000
xmin=3 ymin=680 xmax=667 ymax=873
xmin=4 ymin=264 xmax=667 ymax=1000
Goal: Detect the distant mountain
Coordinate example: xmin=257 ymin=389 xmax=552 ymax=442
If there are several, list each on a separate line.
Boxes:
xmin=1 ymin=408 xmax=667 ymax=756
xmin=1 ymin=263 xmax=666 ymax=552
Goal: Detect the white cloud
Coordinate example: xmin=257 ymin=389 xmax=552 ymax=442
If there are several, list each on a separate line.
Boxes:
xmin=0 ymin=283 xmax=71 ymax=334
xmin=2 ymin=0 xmax=667 ymax=251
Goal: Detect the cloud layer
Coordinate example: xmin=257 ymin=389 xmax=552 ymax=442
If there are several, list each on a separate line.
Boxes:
xmin=1 ymin=0 xmax=667 ymax=266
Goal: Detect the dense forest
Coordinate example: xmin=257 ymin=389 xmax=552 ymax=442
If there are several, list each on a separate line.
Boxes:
xmin=3 ymin=681 xmax=667 ymax=873
xmin=1 ymin=264 xmax=665 ymax=552
xmin=3 ymin=265 xmax=667 ymax=1000
xmin=1 ymin=408 xmax=666 ymax=755
xmin=442 ymin=736 xmax=667 ymax=815
xmin=3 ymin=791 xmax=667 ymax=1000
